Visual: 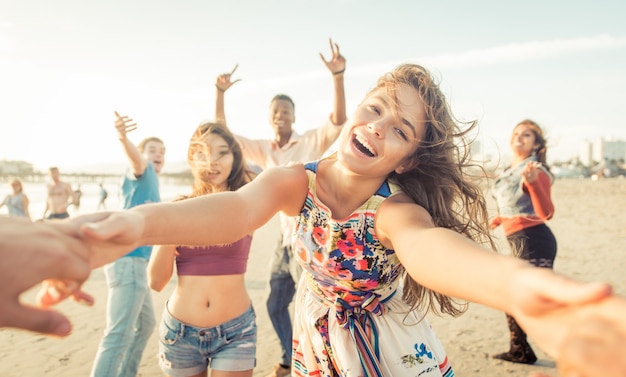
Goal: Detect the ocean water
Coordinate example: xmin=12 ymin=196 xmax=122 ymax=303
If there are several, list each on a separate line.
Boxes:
xmin=0 ymin=179 xmax=191 ymax=220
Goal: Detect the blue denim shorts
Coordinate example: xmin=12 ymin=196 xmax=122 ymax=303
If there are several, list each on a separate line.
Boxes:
xmin=158 ymin=305 xmax=257 ymax=376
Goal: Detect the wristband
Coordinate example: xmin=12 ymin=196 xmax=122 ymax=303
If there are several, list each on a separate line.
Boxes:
xmin=332 ymin=69 xmax=345 ymax=76
xmin=216 ymin=85 xmax=225 ymax=93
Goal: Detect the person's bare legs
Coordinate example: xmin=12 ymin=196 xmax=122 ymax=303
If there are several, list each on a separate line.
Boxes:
xmin=211 ymin=369 xmax=253 ymax=377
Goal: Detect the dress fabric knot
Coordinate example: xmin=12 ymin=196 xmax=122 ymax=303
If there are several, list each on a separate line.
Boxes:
xmin=332 ymin=290 xmax=395 ymax=377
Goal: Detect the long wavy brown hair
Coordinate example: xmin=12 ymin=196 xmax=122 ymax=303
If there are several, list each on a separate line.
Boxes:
xmin=377 ymin=64 xmax=497 ymax=318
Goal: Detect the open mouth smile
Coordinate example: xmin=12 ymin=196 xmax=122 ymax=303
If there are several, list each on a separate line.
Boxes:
xmin=352 ymin=134 xmax=376 ymax=157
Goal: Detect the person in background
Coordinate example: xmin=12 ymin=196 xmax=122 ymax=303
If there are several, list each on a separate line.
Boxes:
xmin=43 ymin=63 xmax=626 ymax=377
xmin=43 ymin=166 xmax=76 ymax=220
xmin=148 ymin=122 xmax=257 ymax=377
xmin=490 ymin=119 xmax=557 ymax=365
xmin=214 ymin=38 xmax=346 ymax=377
xmin=73 ymin=184 xmax=83 ymax=212
xmin=1 ymin=177 xmax=31 ymax=220
xmin=97 ymin=183 xmax=108 ymax=211
xmin=89 ymin=111 xmax=166 ymax=377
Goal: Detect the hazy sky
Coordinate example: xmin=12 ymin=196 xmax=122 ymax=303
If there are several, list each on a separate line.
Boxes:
xmin=1 ymin=0 xmax=625 ymax=172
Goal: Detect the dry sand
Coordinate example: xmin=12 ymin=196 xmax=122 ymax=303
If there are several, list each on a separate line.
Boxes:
xmin=1 ymin=177 xmax=624 ymax=376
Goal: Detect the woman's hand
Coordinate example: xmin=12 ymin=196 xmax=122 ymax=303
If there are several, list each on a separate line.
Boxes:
xmin=507 ymin=267 xmax=616 ymax=360
xmin=527 ymin=295 xmax=626 ymax=377
xmin=0 ymin=217 xmax=92 ymax=336
xmin=34 ymin=210 xmax=145 ymax=312
xmin=522 ymin=161 xmax=541 ymax=184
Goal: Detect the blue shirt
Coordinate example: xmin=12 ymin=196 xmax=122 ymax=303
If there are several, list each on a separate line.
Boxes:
xmin=120 ymin=162 xmax=161 ymax=259
xmin=2 ymin=193 xmax=27 ymax=217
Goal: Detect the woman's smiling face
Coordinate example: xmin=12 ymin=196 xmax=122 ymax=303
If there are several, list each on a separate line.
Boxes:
xmin=338 ymin=83 xmax=426 ymax=177
xmin=190 ymin=133 xmax=234 ymax=191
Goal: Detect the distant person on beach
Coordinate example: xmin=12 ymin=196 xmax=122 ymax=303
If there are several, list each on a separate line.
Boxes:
xmin=1 ymin=177 xmax=31 ymax=220
xmin=72 ymin=184 xmax=82 ymax=211
xmin=43 ymin=166 xmax=76 ymax=220
xmin=490 ymin=119 xmax=557 ymax=365
xmin=148 ymin=122 xmax=257 ymax=377
xmin=37 ymin=63 xmax=626 ymax=377
xmin=89 ymin=112 xmax=166 ymax=377
xmin=97 ymin=183 xmax=108 ymax=210
xmin=214 ymin=38 xmax=346 ymax=377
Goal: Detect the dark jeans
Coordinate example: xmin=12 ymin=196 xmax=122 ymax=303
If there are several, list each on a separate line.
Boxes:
xmin=507 ymin=223 xmax=557 ymax=268
xmin=266 ymin=245 xmax=296 ymax=366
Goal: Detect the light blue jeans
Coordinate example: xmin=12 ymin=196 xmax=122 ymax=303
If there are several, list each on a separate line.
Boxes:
xmin=90 ymin=257 xmax=156 ymax=377
xmin=266 ymin=242 xmax=297 ymax=366
xmin=158 ymin=305 xmax=257 ymax=376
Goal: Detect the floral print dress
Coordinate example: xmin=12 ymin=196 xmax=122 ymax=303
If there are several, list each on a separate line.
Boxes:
xmin=291 ymin=161 xmax=454 ymax=377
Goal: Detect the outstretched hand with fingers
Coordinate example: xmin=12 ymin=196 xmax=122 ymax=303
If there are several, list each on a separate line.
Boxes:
xmin=0 ymin=218 xmax=93 ymax=337
xmin=526 ymin=295 xmax=626 ymax=377
xmin=114 ymin=111 xmax=138 ymax=141
xmin=505 ymin=266 xmax=614 ymax=358
xmin=34 ymin=210 xmax=144 ymax=312
xmin=50 ymin=210 xmax=145 ymax=270
xmin=320 ymin=38 xmax=346 ymax=76
xmin=215 ymin=64 xmax=242 ymax=93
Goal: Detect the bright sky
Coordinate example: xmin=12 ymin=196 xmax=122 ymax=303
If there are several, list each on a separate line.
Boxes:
xmin=1 ymin=0 xmax=625 ymax=172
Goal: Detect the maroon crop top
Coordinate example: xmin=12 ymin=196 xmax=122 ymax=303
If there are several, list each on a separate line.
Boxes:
xmin=175 ymin=235 xmax=253 ymax=276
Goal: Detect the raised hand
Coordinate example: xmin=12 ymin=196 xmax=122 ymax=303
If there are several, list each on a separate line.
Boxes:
xmin=114 ymin=111 xmax=138 ymax=141
xmin=215 ymin=64 xmax=242 ymax=93
xmin=320 ymin=38 xmax=346 ymax=76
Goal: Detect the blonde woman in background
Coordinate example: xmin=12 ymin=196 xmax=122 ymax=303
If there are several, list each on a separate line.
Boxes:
xmin=1 ymin=178 xmax=31 ymax=220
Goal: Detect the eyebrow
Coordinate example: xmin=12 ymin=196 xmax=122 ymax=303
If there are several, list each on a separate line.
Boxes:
xmin=401 ymin=117 xmax=418 ymax=139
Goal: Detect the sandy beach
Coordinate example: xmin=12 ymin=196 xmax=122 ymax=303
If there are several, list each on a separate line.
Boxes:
xmin=1 ymin=177 xmax=625 ymax=376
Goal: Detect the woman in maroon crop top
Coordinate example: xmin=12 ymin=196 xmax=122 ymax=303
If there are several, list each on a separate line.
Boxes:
xmin=147 ymin=122 xmax=257 ymax=377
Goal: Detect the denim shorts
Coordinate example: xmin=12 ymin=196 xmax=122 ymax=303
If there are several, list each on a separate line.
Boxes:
xmin=158 ymin=305 xmax=257 ymax=376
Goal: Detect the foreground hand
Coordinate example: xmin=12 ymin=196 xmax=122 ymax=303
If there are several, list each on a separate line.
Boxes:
xmin=509 ymin=267 xmax=614 ymax=358
xmin=34 ymin=210 xmax=144 ymax=310
xmin=527 ymin=296 xmax=626 ymax=377
xmin=555 ymin=296 xmax=626 ymax=377
xmin=36 ymin=279 xmax=94 ymax=308
xmin=0 ymin=218 xmax=92 ymax=336
xmin=50 ymin=210 xmax=145 ymax=269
